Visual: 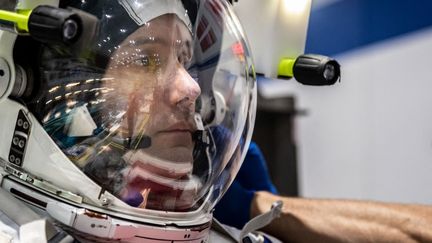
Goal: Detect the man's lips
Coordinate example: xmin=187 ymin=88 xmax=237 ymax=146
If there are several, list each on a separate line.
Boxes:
xmin=158 ymin=122 xmax=195 ymax=134
xmin=158 ymin=130 xmax=192 ymax=136
xmin=153 ymin=122 xmax=196 ymax=147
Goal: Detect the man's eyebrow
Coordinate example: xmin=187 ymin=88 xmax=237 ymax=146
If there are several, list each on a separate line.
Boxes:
xmin=127 ymin=37 xmax=169 ymax=47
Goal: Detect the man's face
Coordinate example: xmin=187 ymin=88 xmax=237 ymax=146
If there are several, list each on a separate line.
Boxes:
xmin=104 ymin=14 xmax=201 ymax=169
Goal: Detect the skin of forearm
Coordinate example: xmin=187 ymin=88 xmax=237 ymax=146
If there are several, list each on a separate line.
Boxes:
xmin=251 ymin=191 xmax=432 ymax=243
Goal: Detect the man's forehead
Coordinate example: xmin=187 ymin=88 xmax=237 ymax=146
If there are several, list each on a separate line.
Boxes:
xmin=124 ymin=15 xmax=192 ymax=48
xmin=138 ymin=14 xmax=190 ymax=34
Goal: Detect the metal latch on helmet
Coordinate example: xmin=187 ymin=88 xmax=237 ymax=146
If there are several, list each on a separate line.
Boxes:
xmin=8 ymin=110 xmax=31 ymax=167
xmin=0 ymin=159 xmax=83 ymax=204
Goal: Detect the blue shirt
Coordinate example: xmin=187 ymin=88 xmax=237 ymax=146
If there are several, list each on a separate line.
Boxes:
xmin=214 ymin=142 xmax=278 ymax=229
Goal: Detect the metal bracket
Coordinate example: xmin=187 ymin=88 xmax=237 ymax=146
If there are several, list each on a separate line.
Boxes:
xmin=0 ymin=159 xmax=83 ymax=204
xmin=0 ymin=57 xmax=11 ymax=100
xmin=8 ymin=110 xmax=31 ymax=167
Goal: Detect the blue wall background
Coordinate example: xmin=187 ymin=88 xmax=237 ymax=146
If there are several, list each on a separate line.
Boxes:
xmin=297 ymin=0 xmax=432 ymax=202
xmin=306 ymin=0 xmax=432 ymax=56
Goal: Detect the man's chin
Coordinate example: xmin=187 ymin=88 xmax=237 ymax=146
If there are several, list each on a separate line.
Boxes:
xmin=148 ymin=146 xmax=194 ymax=163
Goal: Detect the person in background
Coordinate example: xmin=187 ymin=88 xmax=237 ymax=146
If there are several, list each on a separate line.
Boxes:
xmin=216 ymin=142 xmax=432 ymax=242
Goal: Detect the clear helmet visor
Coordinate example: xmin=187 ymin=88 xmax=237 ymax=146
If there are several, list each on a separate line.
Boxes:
xmin=32 ymin=0 xmax=256 ymax=214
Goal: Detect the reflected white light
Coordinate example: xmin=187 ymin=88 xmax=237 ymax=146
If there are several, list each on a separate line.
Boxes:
xmin=109 ymin=123 xmax=121 ymax=133
xmin=55 ymin=96 xmax=62 ymax=100
xmin=67 ymin=100 xmax=77 ymax=107
xmin=90 ymin=88 xmax=104 ymax=92
xmin=282 ymin=0 xmax=310 ymax=15
xmin=116 ymin=111 xmax=126 ymax=119
xmin=66 ymin=82 xmax=80 ymax=88
xmin=42 ymin=115 xmax=50 ymax=123
xmin=49 ymin=86 xmax=60 ymax=93
xmin=85 ymin=79 xmax=95 ymax=83
xmin=90 ymin=99 xmax=107 ymax=105
xmin=46 ymin=100 xmax=52 ymax=105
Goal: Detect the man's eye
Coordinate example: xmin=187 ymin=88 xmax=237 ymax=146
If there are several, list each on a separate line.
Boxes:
xmin=132 ymin=55 xmax=163 ymax=68
xmin=178 ymin=55 xmax=191 ymax=68
xmin=133 ymin=56 xmax=150 ymax=66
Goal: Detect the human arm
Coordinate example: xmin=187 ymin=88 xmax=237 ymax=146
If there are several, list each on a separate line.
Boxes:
xmin=252 ymin=191 xmax=432 ymax=243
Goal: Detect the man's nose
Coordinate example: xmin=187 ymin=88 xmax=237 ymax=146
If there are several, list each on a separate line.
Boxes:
xmin=167 ymin=66 xmax=201 ymax=110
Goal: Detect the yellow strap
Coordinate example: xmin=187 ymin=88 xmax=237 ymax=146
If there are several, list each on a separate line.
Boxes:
xmin=278 ymin=58 xmax=296 ymax=78
xmin=0 ymin=9 xmax=32 ymax=32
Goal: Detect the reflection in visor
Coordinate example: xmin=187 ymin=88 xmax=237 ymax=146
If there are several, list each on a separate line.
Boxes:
xmin=120 ymin=151 xmax=202 ymax=210
xmin=33 ymin=0 xmax=256 ymax=214
xmin=89 ymin=14 xmax=204 ymax=211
